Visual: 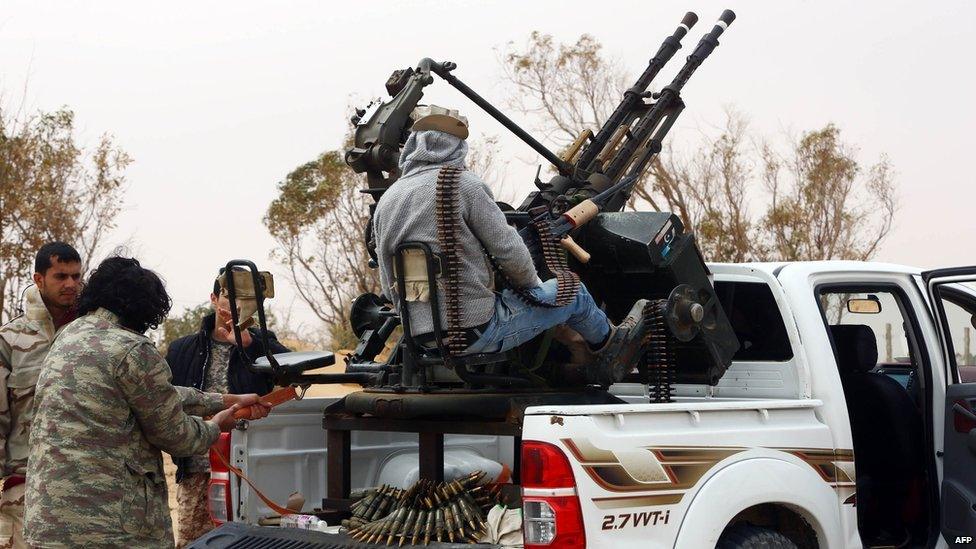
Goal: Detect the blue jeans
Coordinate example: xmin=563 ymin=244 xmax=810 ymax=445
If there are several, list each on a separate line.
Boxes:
xmin=465 ymin=279 xmax=610 ymax=354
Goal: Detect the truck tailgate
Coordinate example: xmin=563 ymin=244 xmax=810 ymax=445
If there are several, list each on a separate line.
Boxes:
xmin=189 ymin=522 xmax=500 ymax=548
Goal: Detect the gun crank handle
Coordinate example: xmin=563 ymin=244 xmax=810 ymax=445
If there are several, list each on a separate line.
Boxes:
xmin=560 ymin=199 xmax=600 ymax=229
xmin=233 ymin=386 xmax=298 ymax=419
xmin=560 ymin=235 xmax=591 ymax=264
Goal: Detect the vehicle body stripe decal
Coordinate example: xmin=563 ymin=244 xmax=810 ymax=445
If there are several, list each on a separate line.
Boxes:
xmin=561 ymin=439 xmax=857 ymax=507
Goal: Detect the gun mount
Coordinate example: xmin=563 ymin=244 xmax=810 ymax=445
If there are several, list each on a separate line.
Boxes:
xmin=237 ymin=10 xmax=741 ymax=416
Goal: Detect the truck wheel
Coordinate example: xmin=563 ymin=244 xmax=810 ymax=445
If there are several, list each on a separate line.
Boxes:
xmin=717 ymin=524 xmax=798 ymax=549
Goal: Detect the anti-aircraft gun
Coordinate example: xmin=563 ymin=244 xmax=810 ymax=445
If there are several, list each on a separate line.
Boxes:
xmin=227 ymin=10 xmax=741 ymax=417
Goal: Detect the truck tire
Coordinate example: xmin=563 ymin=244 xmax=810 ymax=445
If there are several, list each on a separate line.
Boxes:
xmin=717 ymin=524 xmax=798 ymax=549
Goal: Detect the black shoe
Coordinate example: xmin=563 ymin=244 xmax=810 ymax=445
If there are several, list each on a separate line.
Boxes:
xmin=588 ymin=299 xmax=648 ymax=385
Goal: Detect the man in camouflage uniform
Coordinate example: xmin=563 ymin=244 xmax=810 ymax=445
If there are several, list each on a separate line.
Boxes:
xmin=0 ymin=242 xmax=82 ymax=549
xmin=22 ymin=256 xmax=270 ymax=548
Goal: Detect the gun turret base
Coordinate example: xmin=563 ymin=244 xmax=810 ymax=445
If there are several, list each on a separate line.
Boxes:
xmin=340 ymin=388 xmax=623 ymax=420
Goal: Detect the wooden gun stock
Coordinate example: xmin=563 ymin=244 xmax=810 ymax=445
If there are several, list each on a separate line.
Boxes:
xmin=233 ymin=386 xmax=298 ymax=419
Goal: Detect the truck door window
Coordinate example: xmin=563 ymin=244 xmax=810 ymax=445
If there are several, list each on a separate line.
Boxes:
xmin=933 ymin=283 xmax=976 ymax=382
xmin=713 ymin=281 xmax=793 ymax=361
xmin=819 ymin=290 xmax=918 ymax=385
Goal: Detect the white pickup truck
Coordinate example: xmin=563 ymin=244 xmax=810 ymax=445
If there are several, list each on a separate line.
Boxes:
xmin=200 ymin=261 xmax=976 ymax=548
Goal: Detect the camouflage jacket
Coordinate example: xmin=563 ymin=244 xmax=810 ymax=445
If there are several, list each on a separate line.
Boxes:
xmin=0 ymin=286 xmax=63 ymax=478
xmin=23 ymin=308 xmax=225 ymax=548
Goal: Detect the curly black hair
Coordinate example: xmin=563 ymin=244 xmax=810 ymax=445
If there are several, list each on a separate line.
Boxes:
xmin=77 ymin=256 xmax=172 ymax=333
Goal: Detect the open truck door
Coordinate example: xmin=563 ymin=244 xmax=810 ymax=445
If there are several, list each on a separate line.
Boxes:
xmin=924 ymin=266 xmax=976 ymax=545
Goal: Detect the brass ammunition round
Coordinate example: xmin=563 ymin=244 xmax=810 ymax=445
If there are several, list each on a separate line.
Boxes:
xmin=457 ymin=497 xmax=480 ymax=529
xmin=398 ymin=507 xmax=419 ymax=548
xmin=435 ymin=507 xmax=446 ymax=542
xmin=410 ymin=509 xmax=428 ymax=546
xmin=361 ymin=485 xmax=387 ymax=519
xmin=372 ymin=493 xmax=395 ymax=521
xmin=444 ymin=505 xmax=458 ymax=542
xmin=423 ymin=508 xmax=436 ymax=545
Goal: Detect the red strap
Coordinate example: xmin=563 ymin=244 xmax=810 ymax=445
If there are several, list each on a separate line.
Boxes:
xmin=210 ymin=448 xmax=296 ymax=516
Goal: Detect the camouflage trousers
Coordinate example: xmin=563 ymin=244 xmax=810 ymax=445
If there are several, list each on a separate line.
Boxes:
xmin=0 ymin=482 xmax=26 ymax=549
xmin=175 ymin=473 xmax=214 ymax=548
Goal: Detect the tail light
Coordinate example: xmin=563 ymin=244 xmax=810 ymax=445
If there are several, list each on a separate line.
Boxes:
xmin=521 ymin=440 xmax=586 ymax=548
xmin=208 ymin=433 xmax=233 ymax=524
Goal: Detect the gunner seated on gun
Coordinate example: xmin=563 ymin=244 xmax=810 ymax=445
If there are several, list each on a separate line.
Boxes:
xmin=372 ymin=105 xmax=647 ymax=383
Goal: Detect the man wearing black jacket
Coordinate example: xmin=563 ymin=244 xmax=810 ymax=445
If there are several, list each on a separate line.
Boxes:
xmin=166 ymin=274 xmax=290 ymax=547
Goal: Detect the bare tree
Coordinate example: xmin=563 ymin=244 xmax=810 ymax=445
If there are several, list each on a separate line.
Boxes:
xmin=466 ymin=135 xmax=511 ymax=201
xmin=501 ymin=33 xmax=897 ymax=263
xmin=640 ymin=110 xmax=755 ymax=262
xmin=264 ymin=150 xmax=377 ymax=348
xmin=502 ymin=32 xmax=627 ymax=144
xmin=761 ymin=124 xmax=896 ymax=261
xmin=0 ymin=105 xmax=130 ymax=321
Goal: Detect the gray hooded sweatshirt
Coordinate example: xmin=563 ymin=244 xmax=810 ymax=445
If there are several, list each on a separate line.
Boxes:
xmin=373 ymin=130 xmax=541 ymax=335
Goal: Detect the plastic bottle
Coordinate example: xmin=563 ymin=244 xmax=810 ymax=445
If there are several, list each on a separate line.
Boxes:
xmin=280 ymin=513 xmax=330 ymax=532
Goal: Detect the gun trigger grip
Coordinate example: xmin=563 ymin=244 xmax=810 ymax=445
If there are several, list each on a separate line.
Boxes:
xmin=560 ymin=235 xmax=591 ymax=264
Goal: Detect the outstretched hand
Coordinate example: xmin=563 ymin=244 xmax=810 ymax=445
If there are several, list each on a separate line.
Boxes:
xmin=213 ymin=308 xmax=253 ymax=347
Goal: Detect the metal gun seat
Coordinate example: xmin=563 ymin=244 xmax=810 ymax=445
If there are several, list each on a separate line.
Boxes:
xmin=393 ymin=242 xmax=510 ymax=378
xmin=252 ymin=351 xmax=335 ymax=375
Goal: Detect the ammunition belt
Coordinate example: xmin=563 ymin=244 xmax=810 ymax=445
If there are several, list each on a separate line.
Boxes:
xmin=435 ymin=166 xmax=582 ymax=362
xmin=435 ymin=166 xmax=468 ymax=356
xmin=483 ymin=212 xmax=582 ymax=309
xmin=526 ymin=214 xmax=580 ymax=308
xmin=641 ymin=300 xmax=675 ymax=403
xmin=344 ymin=471 xmax=500 ymax=545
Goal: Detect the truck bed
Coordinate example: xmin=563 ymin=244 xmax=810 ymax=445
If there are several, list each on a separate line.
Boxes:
xmin=229 ymin=397 xmax=513 ymax=524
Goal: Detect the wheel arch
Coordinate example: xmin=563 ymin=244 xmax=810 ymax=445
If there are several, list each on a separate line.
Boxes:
xmin=672 ymin=457 xmax=843 ymax=548
xmin=721 ymin=503 xmax=820 ymax=548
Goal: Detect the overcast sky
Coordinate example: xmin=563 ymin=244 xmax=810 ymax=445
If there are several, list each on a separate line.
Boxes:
xmin=2 ymin=1 xmax=974 ymax=331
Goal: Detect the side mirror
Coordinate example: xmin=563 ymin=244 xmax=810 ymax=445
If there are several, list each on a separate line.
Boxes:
xmin=847 ymin=295 xmax=882 ymax=314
